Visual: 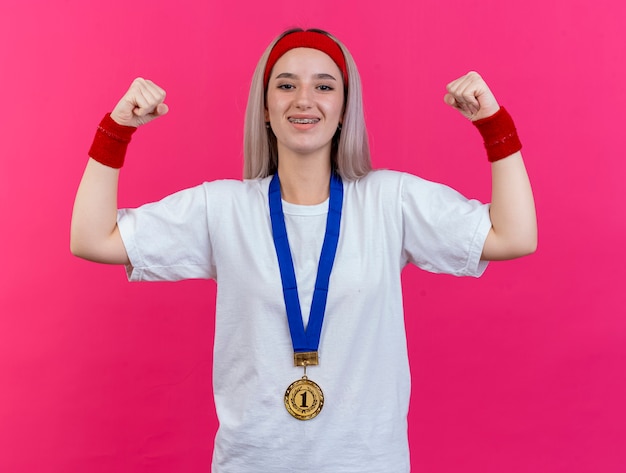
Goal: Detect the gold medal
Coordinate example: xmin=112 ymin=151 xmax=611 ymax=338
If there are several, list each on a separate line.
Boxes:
xmin=284 ymin=375 xmax=324 ymax=421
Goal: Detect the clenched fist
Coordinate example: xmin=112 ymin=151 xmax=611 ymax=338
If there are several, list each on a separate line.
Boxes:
xmin=444 ymin=71 xmax=500 ymax=121
xmin=110 ymin=78 xmax=168 ymax=127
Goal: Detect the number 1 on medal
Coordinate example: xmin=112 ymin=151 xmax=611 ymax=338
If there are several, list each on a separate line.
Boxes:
xmin=300 ymin=392 xmax=309 ymax=408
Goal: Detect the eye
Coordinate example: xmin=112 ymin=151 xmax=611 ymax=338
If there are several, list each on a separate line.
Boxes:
xmin=317 ymin=84 xmax=334 ymax=91
xmin=277 ymin=83 xmax=295 ymax=90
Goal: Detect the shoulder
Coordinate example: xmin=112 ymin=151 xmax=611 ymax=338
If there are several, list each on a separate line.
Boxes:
xmin=352 ymin=169 xmax=404 ymax=184
xmin=135 ymin=178 xmax=270 ymax=218
xmin=348 ymin=170 xmax=482 ymax=217
xmin=346 ymin=169 xmax=434 ymax=199
xmin=346 ymin=169 xmax=402 ymax=192
xmin=200 ymin=176 xmax=267 ymax=192
xmin=199 ymin=176 xmax=271 ymax=201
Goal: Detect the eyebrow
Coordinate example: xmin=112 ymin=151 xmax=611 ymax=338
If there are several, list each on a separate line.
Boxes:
xmin=275 ymin=72 xmax=338 ymax=81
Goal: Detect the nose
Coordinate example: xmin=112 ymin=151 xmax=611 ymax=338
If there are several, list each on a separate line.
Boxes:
xmin=294 ymin=85 xmax=313 ymax=109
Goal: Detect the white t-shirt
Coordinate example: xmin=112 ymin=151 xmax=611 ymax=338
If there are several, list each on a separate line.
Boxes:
xmin=117 ymin=170 xmax=491 ymax=473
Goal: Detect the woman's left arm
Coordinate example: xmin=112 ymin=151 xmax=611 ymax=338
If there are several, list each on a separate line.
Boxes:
xmin=445 ymin=71 xmax=537 ymax=261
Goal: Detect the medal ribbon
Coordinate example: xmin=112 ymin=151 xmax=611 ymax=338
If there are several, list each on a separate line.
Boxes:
xmin=269 ymin=172 xmax=343 ymax=354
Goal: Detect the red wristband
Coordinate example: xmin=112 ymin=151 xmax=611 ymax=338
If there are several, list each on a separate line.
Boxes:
xmin=472 ymin=107 xmax=522 ymax=162
xmin=88 ymin=113 xmax=137 ymax=168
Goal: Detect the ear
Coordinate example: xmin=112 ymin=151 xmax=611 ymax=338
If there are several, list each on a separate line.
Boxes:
xmin=264 ymin=108 xmax=269 ymax=123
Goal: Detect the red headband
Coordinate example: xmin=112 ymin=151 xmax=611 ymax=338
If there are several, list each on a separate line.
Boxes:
xmin=263 ymin=31 xmax=348 ymax=88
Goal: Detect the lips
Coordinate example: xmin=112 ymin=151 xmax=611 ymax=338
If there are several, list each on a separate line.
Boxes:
xmin=288 ymin=117 xmax=320 ymax=124
xmin=287 ymin=114 xmax=320 ymax=125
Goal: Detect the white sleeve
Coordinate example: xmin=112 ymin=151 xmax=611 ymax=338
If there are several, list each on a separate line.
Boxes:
xmin=117 ymin=183 xmax=216 ymax=281
xmin=400 ymin=172 xmax=491 ymax=277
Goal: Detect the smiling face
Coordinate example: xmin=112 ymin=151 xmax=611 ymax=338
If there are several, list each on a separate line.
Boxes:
xmin=265 ymin=47 xmax=345 ymax=164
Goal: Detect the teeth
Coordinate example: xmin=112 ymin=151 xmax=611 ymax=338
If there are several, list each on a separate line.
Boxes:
xmin=289 ymin=118 xmax=319 ymax=124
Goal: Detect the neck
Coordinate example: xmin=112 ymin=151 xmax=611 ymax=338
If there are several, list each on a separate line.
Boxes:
xmin=277 ymin=154 xmax=332 ymax=205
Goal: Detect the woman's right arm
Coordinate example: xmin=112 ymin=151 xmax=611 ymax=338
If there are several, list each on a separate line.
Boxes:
xmin=70 ymin=78 xmax=168 ymax=264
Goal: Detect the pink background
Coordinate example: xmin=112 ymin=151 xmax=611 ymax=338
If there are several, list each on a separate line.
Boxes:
xmin=1 ymin=0 xmax=625 ymax=471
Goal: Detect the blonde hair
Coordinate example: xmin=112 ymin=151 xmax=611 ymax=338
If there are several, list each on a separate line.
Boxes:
xmin=243 ymin=29 xmax=371 ymax=181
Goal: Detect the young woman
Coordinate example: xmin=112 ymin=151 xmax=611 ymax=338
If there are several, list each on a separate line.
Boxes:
xmin=71 ymin=28 xmax=536 ymax=473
